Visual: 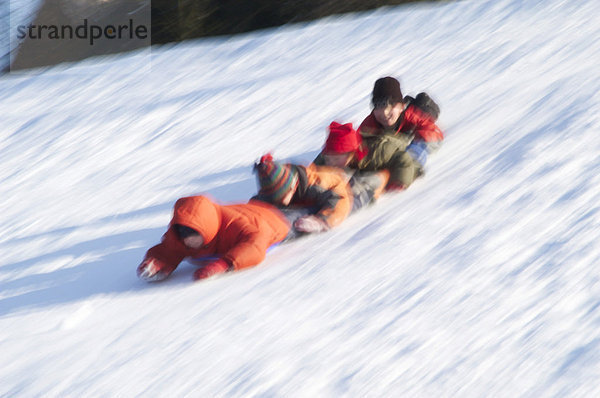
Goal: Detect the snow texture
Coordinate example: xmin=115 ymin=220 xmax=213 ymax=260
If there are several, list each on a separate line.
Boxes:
xmin=1 ymin=0 xmax=600 ymax=396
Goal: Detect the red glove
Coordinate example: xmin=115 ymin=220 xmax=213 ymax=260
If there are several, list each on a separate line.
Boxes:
xmin=137 ymin=257 xmax=175 ymax=282
xmin=294 ymin=215 xmax=329 ymax=233
xmin=193 ymin=259 xmax=230 ymax=280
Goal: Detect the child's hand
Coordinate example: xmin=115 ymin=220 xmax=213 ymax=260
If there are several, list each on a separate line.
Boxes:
xmin=193 ymin=259 xmax=229 ymax=280
xmin=137 ymin=257 xmax=172 ymax=282
xmin=294 ymin=215 xmax=329 ymax=233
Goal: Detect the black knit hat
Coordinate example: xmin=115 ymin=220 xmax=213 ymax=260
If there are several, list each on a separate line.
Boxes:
xmin=372 ymin=77 xmax=403 ymax=107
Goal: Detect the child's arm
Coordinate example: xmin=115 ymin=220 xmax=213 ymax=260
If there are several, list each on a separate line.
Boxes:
xmin=145 ymin=227 xmax=189 ymax=266
xmin=405 ymin=106 xmax=444 ymax=145
xmin=138 ymin=227 xmax=191 ymax=281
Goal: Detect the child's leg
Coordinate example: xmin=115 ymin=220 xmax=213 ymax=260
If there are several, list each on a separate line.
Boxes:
xmin=349 ymin=170 xmax=389 ymax=212
xmin=368 ymin=170 xmax=390 ymax=199
xmin=388 ymin=151 xmax=417 ymax=187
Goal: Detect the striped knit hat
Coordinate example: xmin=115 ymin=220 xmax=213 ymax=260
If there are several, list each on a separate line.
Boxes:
xmin=254 ymin=154 xmax=298 ymax=203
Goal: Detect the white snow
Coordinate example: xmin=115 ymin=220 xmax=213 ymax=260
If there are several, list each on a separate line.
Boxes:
xmin=2 ymin=0 xmax=600 ymax=396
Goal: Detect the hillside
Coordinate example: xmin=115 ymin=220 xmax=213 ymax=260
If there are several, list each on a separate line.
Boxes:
xmin=1 ymin=0 xmax=600 ymax=396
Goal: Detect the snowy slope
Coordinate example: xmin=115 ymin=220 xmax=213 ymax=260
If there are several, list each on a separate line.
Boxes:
xmin=2 ymin=0 xmax=600 ymax=396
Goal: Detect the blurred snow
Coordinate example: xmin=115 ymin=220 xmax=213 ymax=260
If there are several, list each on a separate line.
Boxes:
xmin=1 ymin=0 xmax=599 ymax=396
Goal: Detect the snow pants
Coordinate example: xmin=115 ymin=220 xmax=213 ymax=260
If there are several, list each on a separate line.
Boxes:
xmin=349 ymin=170 xmax=390 ymax=212
xmin=386 ymin=150 xmax=423 ymax=187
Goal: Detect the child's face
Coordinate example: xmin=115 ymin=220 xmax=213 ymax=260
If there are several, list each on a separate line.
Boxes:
xmin=183 ymin=234 xmax=204 ymax=249
xmin=373 ymin=102 xmax=404 ymax=127
xmin=281 ymin=189 xmax=295 ymax=206
xmin=175 ymin=224 xmax=205 ymax=249
xmin=323 ymin=152 xmax=354 ymax=168
xmin=278 ymin=177 xmax=299 ymax=206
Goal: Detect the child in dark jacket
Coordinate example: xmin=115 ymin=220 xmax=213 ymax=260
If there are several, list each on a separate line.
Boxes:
xmin=253 ymin=153 xmax=389 ymax=233
xmin=252 ymin=154 xmax=353 ymax=234
xmin=358 ymin=76 xmax=444 ymax=189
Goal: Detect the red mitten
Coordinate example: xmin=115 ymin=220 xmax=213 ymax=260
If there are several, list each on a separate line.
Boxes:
xmin=193 ymin=259 xmax=230 ymax=280
xmin=294 ymin=215 xmax=329 ymax=233
xmin=137 ymin=257 xmax=175 ymax=282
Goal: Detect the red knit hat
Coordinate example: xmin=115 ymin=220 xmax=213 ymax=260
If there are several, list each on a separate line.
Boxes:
xmin=254 ymin=154 xmax=298 ymax=202
xmin=324 ymin=122 xmax=367 ymax=161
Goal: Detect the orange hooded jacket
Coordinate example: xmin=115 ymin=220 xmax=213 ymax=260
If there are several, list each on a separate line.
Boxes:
xmin=145 ymin=196 xmax=290 ymax=272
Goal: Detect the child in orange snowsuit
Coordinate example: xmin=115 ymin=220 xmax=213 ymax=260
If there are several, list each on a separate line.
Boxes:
xmin=137 ymin=195 xmax=296 ymax=281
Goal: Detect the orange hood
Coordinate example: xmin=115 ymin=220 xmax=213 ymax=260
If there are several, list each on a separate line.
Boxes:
xmin=171 ymin=196 xmax=221 ymax=244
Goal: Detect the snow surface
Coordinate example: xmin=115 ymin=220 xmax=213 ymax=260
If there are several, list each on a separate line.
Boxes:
xmin=2 ymin=0 xmax=600 ymax=396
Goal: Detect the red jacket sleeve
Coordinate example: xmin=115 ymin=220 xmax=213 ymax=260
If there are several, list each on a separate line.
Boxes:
xmin=404 ymin=106 xmax=444 ymax=143
xmin=145 ymin=227 xmax=190 ymax=271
